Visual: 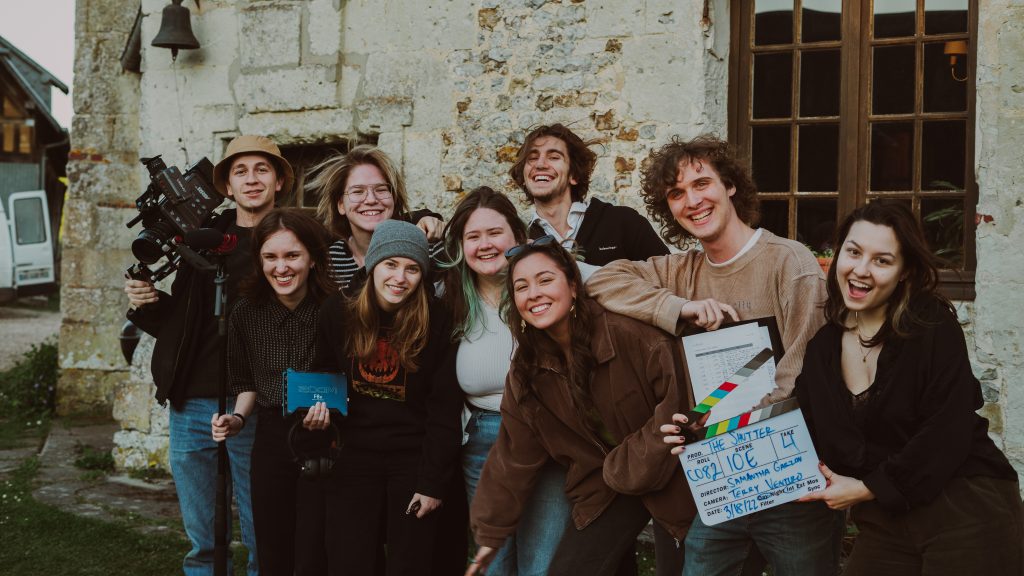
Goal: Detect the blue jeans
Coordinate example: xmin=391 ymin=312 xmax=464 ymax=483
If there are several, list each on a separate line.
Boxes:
xmin=463 ymin=407 xmax=571 ymax=576
xmin=683 ymin=501 xmax=844 ymax=576
xmin=169 ymin=397 xmax=258 ymax=576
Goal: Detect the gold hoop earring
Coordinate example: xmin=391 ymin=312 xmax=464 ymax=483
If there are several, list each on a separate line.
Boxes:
xmin=520 ymin=319 xmax=526 ymax=331
xmin=570 ymin=299 xmax=576 ymax=318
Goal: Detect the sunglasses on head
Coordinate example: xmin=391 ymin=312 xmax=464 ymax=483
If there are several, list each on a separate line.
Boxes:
xmin=504 ymin=234 xmax=559 ymax=259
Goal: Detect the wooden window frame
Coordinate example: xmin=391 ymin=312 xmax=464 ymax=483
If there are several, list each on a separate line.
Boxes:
xmin=729 ymin=0 xmax=977 ymax=300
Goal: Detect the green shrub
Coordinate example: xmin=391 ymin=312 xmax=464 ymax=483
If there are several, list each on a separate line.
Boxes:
xmin=0 ymin=339 xmax=58 ymax=418
xmin=73 ymin=443 xmax=115 ymax=473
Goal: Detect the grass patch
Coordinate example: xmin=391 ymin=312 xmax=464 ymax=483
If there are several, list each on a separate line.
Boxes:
xmin=73 ymin=443 xmax=115 ymax=473
xmin=0 ymin=339 xmax=58 ymax=419
xmin=127 ymin=465 xmax=172 ymax=482
xmin=0 ymin=454 xmax=252 ymax=575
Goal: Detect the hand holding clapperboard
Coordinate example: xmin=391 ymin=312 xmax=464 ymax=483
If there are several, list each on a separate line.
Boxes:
xmin=677 ymin=318 xmax=825 ymax=526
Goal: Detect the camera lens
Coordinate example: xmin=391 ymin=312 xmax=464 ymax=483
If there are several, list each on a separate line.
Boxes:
xmin=132 ymin=227 xmax=170 ymax=265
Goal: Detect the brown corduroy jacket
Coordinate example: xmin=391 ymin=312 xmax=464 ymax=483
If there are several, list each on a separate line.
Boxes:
xmin=470 ymin=302 xmax=697 ymax=549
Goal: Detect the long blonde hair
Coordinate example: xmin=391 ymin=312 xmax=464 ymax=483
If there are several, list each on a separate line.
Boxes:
xmin=346 ymin=273 xmax=430 ymax=372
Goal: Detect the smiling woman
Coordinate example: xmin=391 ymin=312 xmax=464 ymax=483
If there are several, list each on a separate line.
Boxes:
xmin=307 ymin=219 xmax=462 ymax=575
xmin=794 ymin=201 xmax=1022 ymax=575
xmin=466 ymin=240 xmax=692 ymax=576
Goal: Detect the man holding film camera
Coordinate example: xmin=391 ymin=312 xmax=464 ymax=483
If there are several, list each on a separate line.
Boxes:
xmin=124 ymin=135 xmax=292 ymax=576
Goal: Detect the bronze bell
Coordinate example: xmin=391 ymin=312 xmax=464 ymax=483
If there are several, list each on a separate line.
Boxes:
xmin=151 ymin=0 xmax=200 ymax=60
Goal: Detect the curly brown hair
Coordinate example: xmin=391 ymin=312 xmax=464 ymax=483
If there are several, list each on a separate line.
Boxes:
xmin=509 ymin=124 xmax=598 ymax=203
xmin=640 ymin=135 xmax=760 ymax=248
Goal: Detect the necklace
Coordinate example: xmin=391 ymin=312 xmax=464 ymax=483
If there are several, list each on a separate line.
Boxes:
xmin=854 ymin=311 xmax=879 ymax=363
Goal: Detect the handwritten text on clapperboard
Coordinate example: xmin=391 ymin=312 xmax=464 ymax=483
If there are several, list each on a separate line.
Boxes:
xmin=680 ymin=407 xmax=824 ymax=526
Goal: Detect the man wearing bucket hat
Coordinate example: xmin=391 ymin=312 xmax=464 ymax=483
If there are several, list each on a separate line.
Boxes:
xmin=124 ymin=135 xmax=293 ymax=576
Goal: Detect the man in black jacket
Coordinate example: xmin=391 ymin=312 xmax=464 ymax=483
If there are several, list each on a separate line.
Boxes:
xmin=510 ymin=123 xmax=669 ymax=266
xmin=124 ymin=135 xmax=293 ymax=576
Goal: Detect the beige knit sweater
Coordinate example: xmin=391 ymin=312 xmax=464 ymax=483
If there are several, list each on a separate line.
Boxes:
xmin=585 ymin=230 xmax=827 ymax=407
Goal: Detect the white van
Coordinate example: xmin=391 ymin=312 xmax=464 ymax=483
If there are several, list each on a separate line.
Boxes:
xmin=0 ymin=189 xmax=56 ymax=303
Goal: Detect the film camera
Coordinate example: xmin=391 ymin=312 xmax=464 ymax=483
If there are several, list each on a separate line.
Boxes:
xmin=125 ymin=155 xmax=223 ymax=281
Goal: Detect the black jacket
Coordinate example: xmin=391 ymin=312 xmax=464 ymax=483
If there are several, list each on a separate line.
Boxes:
xmin=795 ymin=295 xmax=1017 ymax=513
xmin=529 ymin=197 xmax=669 ymax=265
xmin=127 ymin=209 xmax=242 ymax=408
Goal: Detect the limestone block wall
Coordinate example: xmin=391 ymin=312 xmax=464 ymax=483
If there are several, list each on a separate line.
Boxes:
xmin=64 ymin=0 xmax=1023 ymax=475
xmin=100 ymin=0 xmax=733 ymax=468
xmin=974 ymin=0 xmax=1024 ymax=476
xmin=59 ymin=0 xmax=142 ymax=415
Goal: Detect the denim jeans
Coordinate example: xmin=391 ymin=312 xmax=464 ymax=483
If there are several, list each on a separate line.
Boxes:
xmin=463 ymin=407 xmax=571 ymax=576
xmin=169 ymin=397 xmax=258 ymax=576
xmin=682 ymin=501 xmax=844 ymax=576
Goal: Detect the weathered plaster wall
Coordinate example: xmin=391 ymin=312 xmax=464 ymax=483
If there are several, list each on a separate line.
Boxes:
xmin=973 ymin=0 xmax=1024 ymax=476
xmin=66 ymin=0 xmax=1021 ymax=474
xmin=59 ymin=0 xmax=142 ymax=416
xmin=93 ymin=0 xmax=731 ymax=468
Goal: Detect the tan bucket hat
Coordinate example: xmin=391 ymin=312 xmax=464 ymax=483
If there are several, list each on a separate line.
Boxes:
xmin=212 ymin=135 xmax=294 ymax=198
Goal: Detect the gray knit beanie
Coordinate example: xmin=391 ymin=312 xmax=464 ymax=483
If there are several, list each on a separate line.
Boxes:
xmin=364 ymin=219 xmax=430 ymax=275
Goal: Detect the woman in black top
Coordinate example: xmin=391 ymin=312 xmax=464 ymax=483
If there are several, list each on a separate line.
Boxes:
xmin=210 ymin=208 xmax=337 ymax=576
xmin=308 ymin=219 xmax=462 ymax=576
xmin=792 ymin=201 xmax=1022 ymax=574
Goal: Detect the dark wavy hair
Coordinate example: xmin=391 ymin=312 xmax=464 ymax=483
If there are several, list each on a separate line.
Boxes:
xmin=824 ymin=200 xmax=952 ymax=345
xmin=640 ymin=134 xmax=760 ymax=248
xmin=243 ymin=208 xmax=337 ymax=303
xmin=438 ymin=186 xmax=528 ymax=340
xmin=502 ymin=240 xmax=599 ymax=434
xmin=510 ymin=124 xmax=598 ymax=203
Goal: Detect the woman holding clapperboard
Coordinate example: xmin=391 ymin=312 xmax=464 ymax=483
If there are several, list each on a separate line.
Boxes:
xmin=210 ymin=208 xmax=337 ymax=575
xmin=465 ymin=238 xmax=690 ymax=576
xmin=307 ymin=219 xmax=462 ymax=575
xmin=666 ymin=201 xmax=1022 ymax=574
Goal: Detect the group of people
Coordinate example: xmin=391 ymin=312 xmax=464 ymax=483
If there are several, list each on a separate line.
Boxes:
xmin=125 ymin=124 xmax=1022 ymax=576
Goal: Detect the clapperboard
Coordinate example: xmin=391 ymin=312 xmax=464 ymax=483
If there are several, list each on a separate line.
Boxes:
xmin=678 ymin=347 xmax=825 ymax=526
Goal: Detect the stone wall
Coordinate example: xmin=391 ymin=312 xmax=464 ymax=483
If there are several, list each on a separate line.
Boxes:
xmin=59 ymin=0 xmax=142 ymax=416
xmin=973 ymin=0 xmax=1024 ymax=474
xmin=63 ymin=0 xmax=1023 ymax=474
xmin=87 ymin=0 xmax=733 ymax=468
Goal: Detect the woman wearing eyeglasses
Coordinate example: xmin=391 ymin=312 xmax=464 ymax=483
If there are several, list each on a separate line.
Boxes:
xmin=308 ymin=145 xmax=444 ymax=290
xmin=466 ymin=238 xmax=692 ymax=576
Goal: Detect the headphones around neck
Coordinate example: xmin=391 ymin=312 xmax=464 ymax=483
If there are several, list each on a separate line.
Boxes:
xmin=287 ymin=418 xmax=343 ymax=481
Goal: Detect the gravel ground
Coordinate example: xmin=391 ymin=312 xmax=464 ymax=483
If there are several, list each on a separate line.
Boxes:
xmin=0 ymin=301 xmax=61 ymax=371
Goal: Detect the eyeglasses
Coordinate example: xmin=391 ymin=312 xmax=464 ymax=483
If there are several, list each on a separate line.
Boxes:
xmin=504 ymin=234 xmax=558 ymax=259
xmin=344 ymin=184 xmax=393 ymax=203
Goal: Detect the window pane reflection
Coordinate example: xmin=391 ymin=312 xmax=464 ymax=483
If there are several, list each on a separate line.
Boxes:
xmin=873 ymin=45 xmax=916 ymax=115
xmin=925 ymin=0 xmax=968 ymax=35
xmin=797 ymin=198 xmax=838 ymax=253
xmin=754 ymin=52 xmax=793 ymax=118
xmin=755 ymin=0 xmax=794 ymax=45
xmin=870 ymin=122 xmax=914 ymax=191
xmin=800 ymin=50 xmax=841 ymax=117
xmin=922 ymin=120 xmax=966 ymax=190
xmin=922 ymin=197 xmax=965 ymax=267
xmin=924 ymin=42 xmax=968 ymax=112
xmin=799 ymin=124 xmax=839 ymax=192
xmin=760 ymin=199 xmax=790 ymax=239
xmin=874 ymin=0 xmax=916 ymax=38
xmin=752 ymin=125 xmax=791 ymax=192
xmin=801 ymin=0 xmax=841 ymax=42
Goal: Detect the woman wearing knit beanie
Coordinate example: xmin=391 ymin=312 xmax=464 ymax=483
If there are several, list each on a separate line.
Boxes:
xmin=304 ymin=219 xmax=462 ymax=576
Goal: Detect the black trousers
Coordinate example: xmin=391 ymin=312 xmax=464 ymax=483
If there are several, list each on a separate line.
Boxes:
xmin=547 ymin=494 xmax=686 ymax=576
xmin=251 ymin=407 xmax=329 ymax=576
xmin=319 ymin=447 xmax=442 ymax=576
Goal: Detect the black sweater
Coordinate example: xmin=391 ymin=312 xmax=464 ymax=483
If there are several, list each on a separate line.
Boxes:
xmin=529 ymin=197 xmax=669 ymax=265
xmin=311 ymin=294 xmax=461 ymax=498
xmin=795 ymin=295 xmax=1017 ymax=513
